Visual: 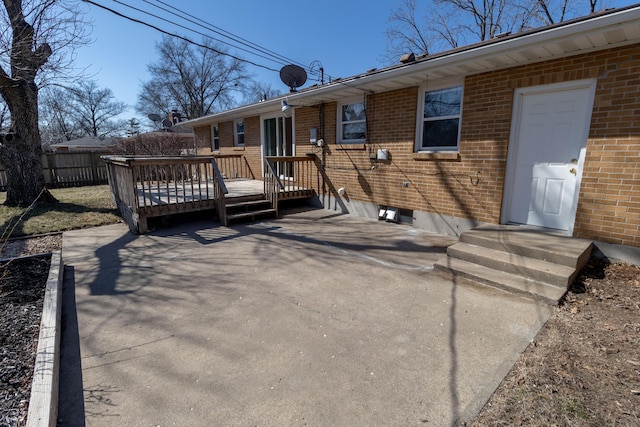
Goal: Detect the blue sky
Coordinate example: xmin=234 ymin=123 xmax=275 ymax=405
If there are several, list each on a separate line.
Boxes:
xmin=75 ymin=0 xmax=396 ymax=122
xmin=75 ymin=0 xmax=635 ymax=123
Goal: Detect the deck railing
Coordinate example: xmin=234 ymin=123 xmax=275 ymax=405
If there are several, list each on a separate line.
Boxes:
xmin=210 ymin=158 xmax=228 ymax=226
xmin=215 ymin=154 xmax=255 ymax=180
xmin=263 ymin=159 xmax=285 ymax=217
xmin=264 ymin=155 xmax=321 ymax=200
xmin=104 ymin=154 xmax=321 ymax=233
xmin=103 ymin=155 xmax=229 ymax=233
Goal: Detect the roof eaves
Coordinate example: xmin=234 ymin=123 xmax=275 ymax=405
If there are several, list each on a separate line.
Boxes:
xmin=182 ymin=4 xmax=640 ymax=128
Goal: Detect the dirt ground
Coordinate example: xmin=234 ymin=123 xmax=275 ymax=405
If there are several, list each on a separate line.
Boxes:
xmin=0 ymin=234 xmax=638 ymax=426
xmin=468 ymin=258 xmax=640 ymax=426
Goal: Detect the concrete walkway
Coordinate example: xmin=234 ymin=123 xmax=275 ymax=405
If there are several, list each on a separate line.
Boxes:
xmin=58 ymin=209 xmax=554 ymax=426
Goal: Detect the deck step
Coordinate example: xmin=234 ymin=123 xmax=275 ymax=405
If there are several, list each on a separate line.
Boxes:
xmin=226 ymin=208 xmax=277 ymax=222
xmin=223 ymin=192 xmax=277 ymax=224
xmin=435 ymin=225 xmax=593 ymax=304
xmin=226 ymin=199 xmax=272 ymax=209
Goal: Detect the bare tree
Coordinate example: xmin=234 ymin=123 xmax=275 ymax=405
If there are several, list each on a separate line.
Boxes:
xmin=39 ymin=85 xmax=83 ymax=145
xmin=126 ymin=118 xmax=141 ymax=137
xmin=535 ymin=0 xmax=602 ymax=25
xmin=40 ymin=81 xmax=127 ymax=148
xmin=385 ymin=0 xmax=604 ymax=61
xmin=113 ymin=132 xmax=203 ymax=156
xmin=240 ymin=81 xmax=282 ymax=106
xmin=137 ymin=36 xmax=251 ymax=120
xmin=0 ymin=99 xmax=9 ymax=133
xmin=66 ymin=80 xmax=127 ymax=137
xmin=385 ymin=0 xmax=434 ymax=59
xmin=0 ymin=0 xmax=89 ymax=205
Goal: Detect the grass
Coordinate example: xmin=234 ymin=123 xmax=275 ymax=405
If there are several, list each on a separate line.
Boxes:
xmin=0 ymin=185 xmax=121 ymax=238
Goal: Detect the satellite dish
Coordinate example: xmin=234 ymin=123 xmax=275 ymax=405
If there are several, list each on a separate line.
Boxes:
xmin=280 ymin=64 xmax=307 ymax=92
xmin=148 ymin=113 xmax=161 ymax=122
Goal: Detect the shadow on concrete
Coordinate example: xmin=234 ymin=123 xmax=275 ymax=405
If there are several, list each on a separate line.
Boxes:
xmin=90 ymin=232 xmax=138 ymax=296
xmin=57 ymin=266 xmax=86 ymax=427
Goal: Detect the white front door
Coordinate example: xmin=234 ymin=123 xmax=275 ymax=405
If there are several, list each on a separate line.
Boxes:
xmin=505 ymin=80 xmax=595 ymax=232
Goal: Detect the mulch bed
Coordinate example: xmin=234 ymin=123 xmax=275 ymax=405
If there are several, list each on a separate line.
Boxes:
xmin=0 ymin=256 xmax=50 ymax=427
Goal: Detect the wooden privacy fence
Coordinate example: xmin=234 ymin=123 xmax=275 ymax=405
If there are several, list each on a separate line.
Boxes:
xmin=0 ymin=152 xmax=110 ymax=191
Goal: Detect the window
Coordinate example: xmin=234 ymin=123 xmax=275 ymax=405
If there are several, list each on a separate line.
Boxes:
xmin=417 ymin=86 xmax=462 ymax=151
xmin=234 ymin=120 xmax=245 ymax=146
xmin=338 ymin=99 xmax=366 ymax=143
xmin=211 ymin=124 xmax=219 ymax=150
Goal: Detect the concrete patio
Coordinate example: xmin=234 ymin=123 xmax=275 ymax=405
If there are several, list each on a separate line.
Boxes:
xmin=58 ymin=208 xmax=554 ymax=426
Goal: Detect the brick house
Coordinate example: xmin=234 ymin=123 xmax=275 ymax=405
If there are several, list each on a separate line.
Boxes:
xmin=183 ymin=5 xmax=640 ymax=255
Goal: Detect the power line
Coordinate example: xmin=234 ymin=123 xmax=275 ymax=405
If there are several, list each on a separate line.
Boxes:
xmin=83 ymin=0 xmax=371 ymax=93
xmin=145 ymin=0 xmax=315 ymax=76
xmin=82 ymin=0 xmax=280 ymax=72
xmin=109 ymin=0 xmax=296 ymax=71
xmin=86 ymin=0 xmax=329 ymax=83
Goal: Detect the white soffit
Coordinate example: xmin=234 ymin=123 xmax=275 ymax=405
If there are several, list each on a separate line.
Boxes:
xmin=183 ymin=5 xmax=640 ymax=128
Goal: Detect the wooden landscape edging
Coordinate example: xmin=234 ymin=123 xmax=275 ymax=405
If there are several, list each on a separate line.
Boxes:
xmin=26 ymin=250 xmax=63 ymax=427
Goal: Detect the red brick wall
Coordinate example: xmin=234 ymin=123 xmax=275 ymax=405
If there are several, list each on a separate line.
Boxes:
xmin=462 ymin=44 xmax=640 ymax=246
xmin=197 ymin=117 xmax=263 ymax=179
xmin=310 ymin=43 xmax=639 ymax=246
xmin=194 ymin=43 xmax=639 ymax=247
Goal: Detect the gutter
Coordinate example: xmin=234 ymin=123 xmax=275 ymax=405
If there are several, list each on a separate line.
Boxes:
xmin=182 ymin=4 xmax=640 ymax=128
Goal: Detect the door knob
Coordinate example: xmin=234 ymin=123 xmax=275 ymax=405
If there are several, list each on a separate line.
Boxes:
xmin=569 ymin=168 xmax=577 ymax=175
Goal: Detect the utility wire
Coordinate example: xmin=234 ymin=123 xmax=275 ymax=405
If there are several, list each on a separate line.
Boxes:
xmin=109 ymin=0 xmax=291 ymax=69
xmin=82 ymin=0 xmax=280 ymax=72
xmin=85 ymin=0 xmax=372 ymax=92
xmin=145 ymin=0 xmax=316 ymax=77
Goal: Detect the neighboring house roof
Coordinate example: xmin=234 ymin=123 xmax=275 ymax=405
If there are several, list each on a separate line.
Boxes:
xmin=182 ymin=4 xmax=640 ymax=127
xmin=50 ymin=136 xmax=117 ymax=151
xmin=160 ymin=125 xmax=194 ymax=134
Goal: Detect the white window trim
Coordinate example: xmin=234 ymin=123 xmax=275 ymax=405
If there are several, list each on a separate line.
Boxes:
xmin=415 ymin=81 xmax=464 ymax=152
xmin=337 ymin=97 xmax=367 ymax=144
xmin=211 ymin=124 xmax=219 ymax=151
xmin=234 ymin=119 xmax=245 ymax=147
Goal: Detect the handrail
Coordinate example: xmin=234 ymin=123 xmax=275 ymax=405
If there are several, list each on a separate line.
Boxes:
xmin=264 ymin=156 xmax=314 ymax=162
xmin=210 ymin=158 xmax=229 ymax=194
xmin=210 ymin=158 xmax=229 ymax=225
xmin=263 ymin=158 xmax=285 ymax=190
xmin=263 ymin=158 xmax=282 ymax=218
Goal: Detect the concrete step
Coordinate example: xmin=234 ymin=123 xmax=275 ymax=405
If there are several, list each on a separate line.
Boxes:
xmin=447 ymin=242 xmax=576 ymax=288
xmin=437 ymin=225 xmax=594 ymax=304
xmin=461 ymin=224 xmax=593 ymax=269
xmin=434 ymin=257 xmax=567 ymax=304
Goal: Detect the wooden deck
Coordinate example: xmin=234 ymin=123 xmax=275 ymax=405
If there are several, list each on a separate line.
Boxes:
xmin=104 ymin=154 xmax=321 ymax=233
xmin=135 ymin=178 xmax=313 ymax=208
xmin=136 ymin=178 xmax=265 ymax=207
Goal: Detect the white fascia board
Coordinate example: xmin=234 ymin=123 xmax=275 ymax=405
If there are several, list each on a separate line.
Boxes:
xmin=183 ymin=5 xmax=640 ymax=128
